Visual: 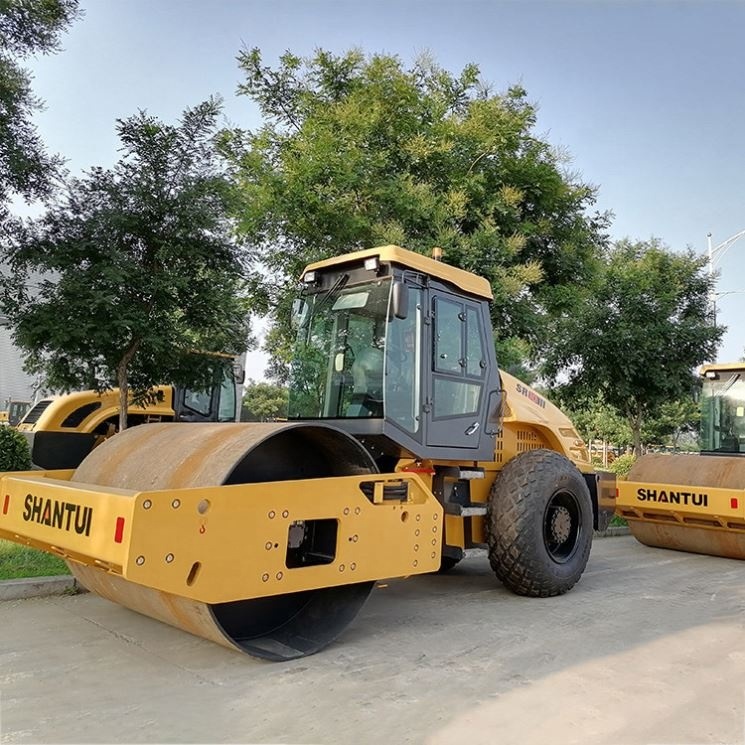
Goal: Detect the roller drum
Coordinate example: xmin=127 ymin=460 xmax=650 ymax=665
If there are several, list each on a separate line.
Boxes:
xmin=627 ymin=453 xmax=745 ymax=560
xmin=68 ymin=421 xmax=378 ymax=660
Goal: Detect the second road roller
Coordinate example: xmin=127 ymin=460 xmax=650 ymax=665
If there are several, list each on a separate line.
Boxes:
xmin=0 ymin=245 xmax=615 ymax=660
xmin=618 ymin=361 xmax=745 ymax=560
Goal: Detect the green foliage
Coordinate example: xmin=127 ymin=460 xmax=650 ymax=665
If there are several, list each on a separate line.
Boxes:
xmin=240 ymin=380 xmax=289 ymax=421
xmin=0 ymin=539 xmax=69 ymax=579
xmin=642 ymin=396 xmax=700 ymax=449
xmin=607 ymin=453 xmax=636 ymax=479
xmin=0 ymin=426 xmax=31 ymax=471
xmin=559 ymin=394 xmax=633 ymax=447
xmin=0 ymin=100 xmax=252 ymax=428
xmin=222 ymin=48 xmax=609 ymax=378
xmin=545 ymin=239 xmax=723 ymax=455
xmin=0 ymin=0 xmax=80 ymax=223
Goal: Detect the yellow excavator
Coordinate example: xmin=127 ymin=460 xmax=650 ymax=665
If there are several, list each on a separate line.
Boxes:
xmin=618 ymin=362 xmax=745 ymax=559
xmin=0 ymin=246 xmax=614 ymax=660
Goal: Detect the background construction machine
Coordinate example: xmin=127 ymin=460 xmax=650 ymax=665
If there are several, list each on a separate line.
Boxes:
xmin=0 ymin=399 xmax=30 ymax=427
xmin=618 ymin=361 xmax=745 ymax=558
xmin=0 ymin=246 xmax=614 ymax=660
xmin=16 ymin=360 xmax=245 ymax=470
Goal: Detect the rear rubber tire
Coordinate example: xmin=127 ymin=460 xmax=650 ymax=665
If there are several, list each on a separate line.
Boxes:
xmin=486 ymin=449 xmax=593 ymax=597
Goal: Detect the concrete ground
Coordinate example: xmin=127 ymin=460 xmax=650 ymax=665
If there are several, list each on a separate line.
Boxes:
xmin=2 ymin=535 xmax=745 ymax=745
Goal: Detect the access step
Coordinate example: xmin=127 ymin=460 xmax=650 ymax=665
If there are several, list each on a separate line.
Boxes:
xmin=444 ymin=502 xmax=488 ymax=517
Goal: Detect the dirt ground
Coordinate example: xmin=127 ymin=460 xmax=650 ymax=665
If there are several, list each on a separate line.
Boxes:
xmin=2 ymin=535 xmax=745 ymax=744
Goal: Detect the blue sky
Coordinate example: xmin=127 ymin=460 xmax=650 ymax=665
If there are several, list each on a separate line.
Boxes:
xmin=19 ymin=0 xmax=745 ymax=377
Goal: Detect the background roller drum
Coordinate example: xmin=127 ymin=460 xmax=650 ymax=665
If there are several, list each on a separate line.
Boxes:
xmin=68 ymin=421 xmax=379 ymax=661
xmin=625 ymin=453 xmax=745 ymax=559
xmin=486 ymin=449 xmax=593 ymax=597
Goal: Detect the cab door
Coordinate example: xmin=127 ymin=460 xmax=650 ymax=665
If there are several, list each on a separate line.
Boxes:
xmin=425 ymin=292 xmax=488 ymax=450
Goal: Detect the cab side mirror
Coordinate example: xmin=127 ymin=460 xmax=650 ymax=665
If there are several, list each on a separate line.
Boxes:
xmin=392 ymin=281 xmax=408 ymax=320
xmin=292 ymin=298 xmax=309 ymax=329
xmin=232 ymin=363 xmax=246 ymax=385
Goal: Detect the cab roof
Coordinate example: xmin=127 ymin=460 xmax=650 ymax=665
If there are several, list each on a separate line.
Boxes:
xmin=303 ymin=245 xmax=493 ymax=300
xmin=700 ymin=362 xmax=745 ymax=376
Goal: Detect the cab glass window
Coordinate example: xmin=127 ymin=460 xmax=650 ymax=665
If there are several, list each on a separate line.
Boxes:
xmin=217 ymin=373 xmax=237 ymax=421
xmin=384 ymin=287 xmax=422 ymax=434
xmin=432 ymin=296 xmax=488 ymax=421
xmin=433 ymin=379 xmax=481 ymax=417
xmin=466 ymin=307 xmax=485 ymax=378
xmin=434 ymin=298 xmax=464 ymax=374
xmin=184 ymin=389 xmax=211 ymax=417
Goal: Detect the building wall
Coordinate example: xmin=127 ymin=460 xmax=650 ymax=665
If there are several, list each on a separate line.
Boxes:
xmin=0 ymin=263 xmax=47 ymax=405
xmin=0 ymin=325 xmax=37 ymax=404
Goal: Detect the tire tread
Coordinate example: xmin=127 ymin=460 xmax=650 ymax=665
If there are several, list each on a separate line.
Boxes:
xmin=486 ymin=449 xmax=592 ymax=597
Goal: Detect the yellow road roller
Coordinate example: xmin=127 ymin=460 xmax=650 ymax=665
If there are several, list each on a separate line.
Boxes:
xmin=0 ymin=246 xmax=614 ymax=660
xmin=15 ymin=359 xmax=244 ymax=470
xmin=618 ymin=362 xmax=745 ymax=559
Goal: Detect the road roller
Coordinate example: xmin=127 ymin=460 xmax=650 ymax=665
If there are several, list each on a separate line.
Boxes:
xmin=15 ymin=355 xmax=245 ymax=470
xmin=617 ymin=362 xmax=745 ymax=559
xmin=0 ymin=245 xmax=614 ymax=660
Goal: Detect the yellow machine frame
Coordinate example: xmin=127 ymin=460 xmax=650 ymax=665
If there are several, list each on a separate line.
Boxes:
xmin=0 ymin=469 xmax=442 ymax=601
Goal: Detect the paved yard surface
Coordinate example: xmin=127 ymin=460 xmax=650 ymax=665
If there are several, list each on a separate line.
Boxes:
xmin=2 ymin=535 xmax=745 ymax=744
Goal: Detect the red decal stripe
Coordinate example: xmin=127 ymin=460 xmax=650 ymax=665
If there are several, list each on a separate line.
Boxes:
xmin=2 ymin=494 xmax=9 ymax=515
xmin=114 ymin=517 xmax=125 ymax=544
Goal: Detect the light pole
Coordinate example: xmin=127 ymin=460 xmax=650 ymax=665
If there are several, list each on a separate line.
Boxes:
xmin=706 ymin=229 xmax=745 ymax=325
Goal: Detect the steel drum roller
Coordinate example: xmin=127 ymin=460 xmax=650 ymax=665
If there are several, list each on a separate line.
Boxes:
xmin=68 ymin=422 xmax=378 ymax=660
xmin=626 ymin=453 xmax=745 ymax=560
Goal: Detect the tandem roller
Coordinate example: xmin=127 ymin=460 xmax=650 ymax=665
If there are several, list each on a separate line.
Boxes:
xmin=0 ymin=421 xmax=442 ymax=660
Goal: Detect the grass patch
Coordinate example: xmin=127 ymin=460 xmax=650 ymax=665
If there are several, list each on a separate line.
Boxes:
xmin=610 ymin=515 xmax=628 ymax=527
xmin=0 ymin=539 xmax=70 ymax=580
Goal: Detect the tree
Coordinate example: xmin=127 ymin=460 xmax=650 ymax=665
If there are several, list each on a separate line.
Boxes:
xmin=240 ymin=380 xmax=289 ymax=421
xmin=643 ymin=396 xmax=700 ymax=450
xmin=560 ymin=395 xmax=632 ymax=450
xmin=221 ymin=49 xmax=609 ymax=378
xmin=0 ymin=99 xmax=251 ymax=430
xmin=545 ymin=239 xmax=722 ymax=455
xmin=0 ymin=0 xmax=80 ymax=225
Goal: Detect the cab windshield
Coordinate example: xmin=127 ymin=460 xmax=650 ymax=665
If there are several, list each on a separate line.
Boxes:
xmin=288 ymin=278 xmax=392 ymax=419
xmin=700 ymin=371 xmax=745 ymax=453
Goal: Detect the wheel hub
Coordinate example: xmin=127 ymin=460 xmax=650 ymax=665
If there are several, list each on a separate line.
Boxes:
xmin=550 ymin=505 xmax=572 ymax=544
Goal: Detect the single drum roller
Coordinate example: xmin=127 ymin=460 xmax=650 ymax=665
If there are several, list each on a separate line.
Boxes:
xmin=68 ymin=421 xmax=379 ymax=661
xmin=0 ymin=245 xmax=611 ymax=660
xmin=619 ymin=453 xmax=745 ymax=560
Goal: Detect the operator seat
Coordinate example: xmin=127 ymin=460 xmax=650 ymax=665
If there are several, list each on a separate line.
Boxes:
xmin=348 ymin=346 xmax=384 ymax=417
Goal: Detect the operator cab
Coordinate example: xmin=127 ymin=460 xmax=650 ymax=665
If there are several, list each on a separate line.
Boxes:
xmin=288 ymin=246 xmax=502 ymax=461
xmin=700 ymin=363 xmax=745 ymax=454
xmin=173 ymin=364 xmax=243 ymax=423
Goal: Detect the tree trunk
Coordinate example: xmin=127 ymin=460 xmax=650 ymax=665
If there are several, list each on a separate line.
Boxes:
xmin=116 ymin=339 xmax=141 ymax=432
xmin=631 ymin=406 xmax=643 ymax=457
xmin=117 ymin=363 xmax=128 ymax=432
